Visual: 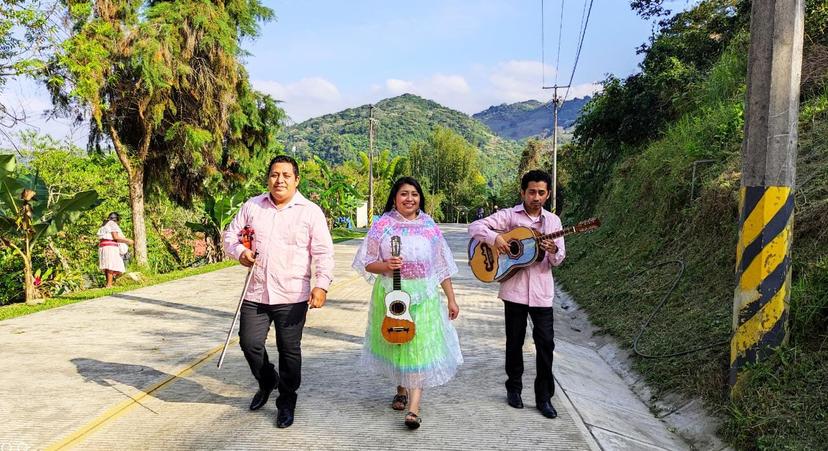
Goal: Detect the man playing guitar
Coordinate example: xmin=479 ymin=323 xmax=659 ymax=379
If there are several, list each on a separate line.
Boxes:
xmin=468 ymin=169 xmax=565 ymax=419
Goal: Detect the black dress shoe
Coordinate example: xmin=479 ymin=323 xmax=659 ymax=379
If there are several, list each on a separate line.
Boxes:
xmin=249 ymin=386 xmax=275 ymax=411
xmin=276 ymin=407 xmax=294 ymax=428
xmin=538 ymin=400 xmax=558 ymax=419
xmin=507 ymin=391 xmax=524 ymax=409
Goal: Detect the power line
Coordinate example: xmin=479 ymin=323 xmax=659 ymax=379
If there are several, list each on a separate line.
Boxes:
xmin=540 ymin=0 xmax=567 ymax=88
xmin=539 ymin=0 xmax=594 ymax=214
xmin=554 ymin=0 xmax=565 ymax=85
xmin=541 ymin=0 xmax=545 ymax=86
xmin=563 ymin=0 xmax=594 ymax=102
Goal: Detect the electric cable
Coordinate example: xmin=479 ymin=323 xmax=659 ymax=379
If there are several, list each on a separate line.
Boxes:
xmin=541 ymin=0 xmax=545 ymax=86
xmin=555 ymin=0 xmax=565 ymax=85
xmin=563 ymin=0 xmax=594 ymax=102
xmin=631 ymin=260 xmax=730 ymax=359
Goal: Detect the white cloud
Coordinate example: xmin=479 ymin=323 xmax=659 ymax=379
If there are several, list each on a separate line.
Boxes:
xmin=488 ymin=60 xmax=556 ymax=103
xmin=252 ymin=77 xmax=344 ymax=122
xmin=428 ymin=74 xmax=471 ymax=96
xmin=481 ymin=61 xmax=603 ymax=107
xmin=384 ymin=74 xmax=470 ymax=99
xmin=386 ymin=79 xmax=414 ymax=95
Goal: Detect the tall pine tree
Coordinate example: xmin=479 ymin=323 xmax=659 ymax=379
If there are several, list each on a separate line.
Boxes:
xmin=48 ymin=0 xmax=279 ymax=266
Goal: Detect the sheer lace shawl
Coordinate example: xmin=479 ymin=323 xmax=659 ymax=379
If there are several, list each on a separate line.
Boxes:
xmin=352 ymin=210 xmax=457 ymax=303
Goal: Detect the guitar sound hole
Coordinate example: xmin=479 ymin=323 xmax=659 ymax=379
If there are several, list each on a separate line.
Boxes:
xmin=389 ymin=301 xmax=407 ymax=315
xmin=509 ymin=241 xmax=521 ymax=257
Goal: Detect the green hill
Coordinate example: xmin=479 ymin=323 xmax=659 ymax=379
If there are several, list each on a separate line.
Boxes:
xmin=472 ymin=97 xmax=590 ymax=140
xmin=279 ymin=93 xmax=522 ymax=184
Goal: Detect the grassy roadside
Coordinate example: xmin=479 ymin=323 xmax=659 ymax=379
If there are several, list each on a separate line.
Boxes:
xmin=331 ymin=228 xmax=366 ymax=242
xmin=558 ymin=45 xmax=828 ymax=449
xmin=0 ymin=228 xmax=366 ymax=322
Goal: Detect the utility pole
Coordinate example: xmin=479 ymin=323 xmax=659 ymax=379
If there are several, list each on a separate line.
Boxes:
xmin=541 ymin=84 xmax=568 ymax=213
xmin=730 ymin=0 xmax=804 ymax=393
xmin=367 ymin=104 xmax=376 ymax=226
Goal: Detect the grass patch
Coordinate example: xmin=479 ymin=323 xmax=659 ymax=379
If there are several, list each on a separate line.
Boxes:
xmin=332 ymin=228 xmax=365 ymax=243
xmin=722 ymin=344 xmax=828 ymax=450
xmin=559 ymin=180 xmax=736 ymax=410
xmin=559 ymin=45 xmax=828 ymax=449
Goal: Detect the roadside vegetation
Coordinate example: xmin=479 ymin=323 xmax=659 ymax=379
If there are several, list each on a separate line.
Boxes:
xmin=558 ymin=1 xmax=827 ymax=449
xmin=0 ymin=227 xmax=363 ymax=322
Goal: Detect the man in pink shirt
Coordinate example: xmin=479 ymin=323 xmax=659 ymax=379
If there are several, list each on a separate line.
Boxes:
xmin=468 ymin=169 xmax=565 ymax=420
xmin=223 ymin=155 xmax=334 ymax=428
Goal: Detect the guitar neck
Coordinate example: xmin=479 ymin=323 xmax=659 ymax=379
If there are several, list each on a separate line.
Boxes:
xmin=393 ymin=268 xmax=401 ymax=291
xmin=540 ymin=226 xmax=581 ymax=241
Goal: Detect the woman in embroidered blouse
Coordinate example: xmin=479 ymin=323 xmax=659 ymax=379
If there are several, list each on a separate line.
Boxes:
xmin=97 ymin=212 xmax=133 ymax=287
xmin=352 ymin=177 xmax=462 ymax=430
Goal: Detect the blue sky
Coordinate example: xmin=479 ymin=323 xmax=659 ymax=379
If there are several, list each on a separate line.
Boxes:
xmin=246 ymin=0 xmax=658 ymax=123
xmin=1 ymin=0 xmax=670 ymax=147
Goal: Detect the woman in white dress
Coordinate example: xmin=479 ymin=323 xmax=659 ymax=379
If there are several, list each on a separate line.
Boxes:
xmin=352 ymin=177 xmax=462 ymax=429
xmin=97 ymin=212 xmax=133 ymax=287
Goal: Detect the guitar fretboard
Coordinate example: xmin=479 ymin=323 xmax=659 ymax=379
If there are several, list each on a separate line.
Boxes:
xmin=393 ymin=268 xmax=401 ymax=291
xmin=391 ymin=235 xmax=402 ymax=291
xmin=539 ymin=226 xmax=580 ymax=241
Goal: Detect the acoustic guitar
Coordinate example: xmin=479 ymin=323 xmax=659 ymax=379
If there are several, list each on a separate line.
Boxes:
xmin=468 ymin=217 xmax=600 ymax=283
xmin=381 ymin=236 xmax=416 ymax=344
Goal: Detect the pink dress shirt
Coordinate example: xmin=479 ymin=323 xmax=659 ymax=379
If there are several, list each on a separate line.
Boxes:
xmin=468 ymin=203 xmax=566 ymax=307
xmin=223 ymin=191 xmax=334 ymax=305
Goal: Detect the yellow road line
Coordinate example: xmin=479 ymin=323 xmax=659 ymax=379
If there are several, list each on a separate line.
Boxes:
xmin=46 ymin=275 xmax=363 ymax=450
xmin=46 ymin=341 xmax=229 ymax=450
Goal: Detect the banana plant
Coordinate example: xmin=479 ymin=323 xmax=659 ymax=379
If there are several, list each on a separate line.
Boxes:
xmin=0 ymin=155 xmax=102 ymax=305
xmin=307 ymin=155 xmax=362 ymax=229
xmin=185 ymin=191 xmax=246 ymax=263
xmin=357 ymin=149 xmax=407 ymax=215
xmin=358 ymin=149 xmax=407 ymax=184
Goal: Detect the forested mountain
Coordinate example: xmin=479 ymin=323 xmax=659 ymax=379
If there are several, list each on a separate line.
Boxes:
xmin=281 ymin=94 xmax=517 ymax=160
xmin=279 ymin=93 xmax=522 ymax=185
xmin=472 ymin=97 xmax=590 ymax=140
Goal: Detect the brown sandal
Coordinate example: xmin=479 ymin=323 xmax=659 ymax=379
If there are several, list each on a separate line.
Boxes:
xmin=404 ymin=411 xmax=421 ymax=430
xmin=391 ymin=394 xmax=408 ymax=410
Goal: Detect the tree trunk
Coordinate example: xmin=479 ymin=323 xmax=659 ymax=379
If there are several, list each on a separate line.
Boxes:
xmin=108 ymin=124 xmax=149 ymax=268
xmin=205 ymin=236 xmax=217 ymax=263
xmin=22 ymin=247 xmax=39 ymax=305
xmin=128 ymin=168 xmax=149 ymax=267
xmin=205 ymin=234 xmax=225 ymax=263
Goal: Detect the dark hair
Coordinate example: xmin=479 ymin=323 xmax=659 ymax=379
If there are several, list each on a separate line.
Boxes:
xmin=520 ymin=169 xmax=552 ymax=191
xmin=383 ymin=177 xmax=427 ymax=213
xmin=266 ymin=155 xmax=300 ymax=179
xmin=102 ymin=212 xmax=120 ymax=226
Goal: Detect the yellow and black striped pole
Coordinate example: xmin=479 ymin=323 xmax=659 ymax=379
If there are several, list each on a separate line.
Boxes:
xmin=730 ymin=0 xmax=804 ymax=391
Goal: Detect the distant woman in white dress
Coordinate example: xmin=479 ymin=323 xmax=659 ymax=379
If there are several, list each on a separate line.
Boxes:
xmin=97 ymin=212 xmax=133 ymax=287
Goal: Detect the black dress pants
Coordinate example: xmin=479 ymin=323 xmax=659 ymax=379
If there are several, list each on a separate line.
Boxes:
xmin=503 ymin=300 xmax=556 ymax=402
xmin=239 ymin=300 xmax=308 ymax=410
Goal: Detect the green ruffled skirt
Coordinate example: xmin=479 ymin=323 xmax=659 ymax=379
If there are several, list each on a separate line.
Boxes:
xmin=362 ymin=278 xmax=463 ymax=388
